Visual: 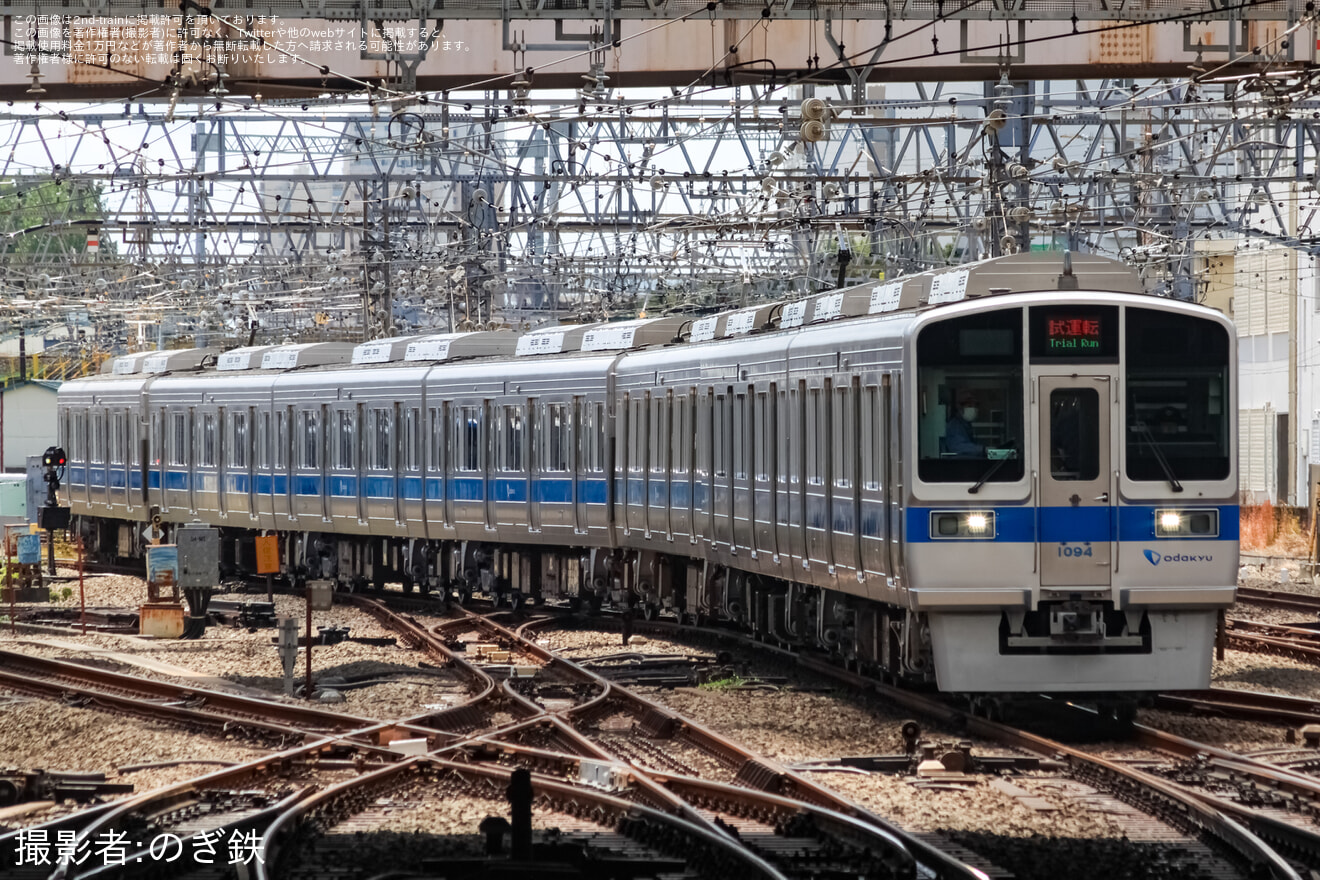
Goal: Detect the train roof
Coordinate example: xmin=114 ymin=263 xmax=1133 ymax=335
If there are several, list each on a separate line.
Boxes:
xmin=84 ymin=252 xmax=1158 ymax=384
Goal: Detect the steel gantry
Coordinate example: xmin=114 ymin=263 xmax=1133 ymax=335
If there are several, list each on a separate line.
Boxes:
xmin=0 ymin=68 xmax=1319 ymax=343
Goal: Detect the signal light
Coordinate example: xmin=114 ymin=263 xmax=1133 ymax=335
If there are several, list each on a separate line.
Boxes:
xmin=42 ymin=446 xmax=66 ymax=468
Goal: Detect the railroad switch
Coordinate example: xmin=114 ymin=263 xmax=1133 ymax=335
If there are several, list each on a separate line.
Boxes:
xmin=0 ymin=769 xmax=134 ymax=806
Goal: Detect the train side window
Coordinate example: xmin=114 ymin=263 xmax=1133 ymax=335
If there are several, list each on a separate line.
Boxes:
xmin=713 ymin=393 xmax=727 ymax=478
xmin=545 ymin=404 xmax=569 ymax=472
xmin=110 ymin=412 xmax=125 ymax=465
xmin=805 ymin=390 xmax=823 ymax=486
xmin=404 ymin=408 xmax=420 ymax=472
xmin=580 ymin=402 xmax=604 ymax=473
xmin=457 ymin=406 xmax=481 ymax=472
xmin=130 ymin=414 xmax=141 ymax=468
xmin=650 ymin=394 xmax=668 ymax=475
xmin=336 ymin=410 xmax=356 ymax=470
xmin=669 ymin=392 xmax=689 ymax=475
xmin=625 ymin=397 xmax=642 ymax=474
xmin=753 ymin=393 xmax=770 ymax=483
xmin=231 ymin=411 xmax=248 ymax=469
xmin=834 ymin=387 xmax=852 ymax=490
xmin=89 ymin=412 xmax=103 ymax=464
xmin=498 ymin=406 xmax=523 ymax=471
xmin=275 ymin=411 xmax=288 ymax=470
xmin=861 ymin=387 xmax=879 ymax=491
xmin=300 ymin=410 xmax=320 ymax=469
xmin=199 ymin=414 xmax=217 ymax=468
xmin=169 ymin=413 xmax=187 ymax=466
xmin=149 ymin=412 xmax=160 ymax=466
xmin=429 ymin=408 xmax=444 ymax=471
xmin=733 ymin=393 xmax=748 ymax=481
xmin=368 ymin=408 xmax=394 ymax=471
xmin=257 ymin=412 xmax=270 ymax=470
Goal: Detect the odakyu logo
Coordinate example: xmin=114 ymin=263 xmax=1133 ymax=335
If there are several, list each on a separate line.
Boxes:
xmin=1144 ymin=549 xmax=1214 ymax=565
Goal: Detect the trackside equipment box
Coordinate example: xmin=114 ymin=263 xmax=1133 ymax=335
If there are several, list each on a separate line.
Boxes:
xmin=177 ymin=523 xmax=220 ymax=588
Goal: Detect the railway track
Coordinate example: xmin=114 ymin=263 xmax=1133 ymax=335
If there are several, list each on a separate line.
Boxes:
xmin=349 ymin=598 xmax=988 ymax=879
xmin=1225 ymin=618 xmax=1320 ymax=664
xmin=1235 ymin=586 xmax=1320 ymax=613
xmin=1 ymin=741 xmax=388 ymax=880
xmin=5 ymin=580 xmax=1317 ymax=877
xmin=1155 ymin=688 xmax=1320 ymax=727
xmin=0 ymin=649 xmax=383 ymax=743
xmin=256 ymin=757 xmax=789 ymax=880
xmin=509 ymin=609 xmax=1308 ymax=880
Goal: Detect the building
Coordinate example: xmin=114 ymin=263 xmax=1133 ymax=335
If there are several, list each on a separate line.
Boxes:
xmin=0 ymin=380 xmax=60 ymax=473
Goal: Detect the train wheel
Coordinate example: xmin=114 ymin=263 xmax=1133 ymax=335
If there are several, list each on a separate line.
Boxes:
xmin=642 ymin=603 xmax=659 ymax=621
xmin=401 ymin=576 xmax=414 ymax=595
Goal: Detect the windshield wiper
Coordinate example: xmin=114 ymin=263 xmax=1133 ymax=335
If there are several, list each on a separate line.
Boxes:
xmin=969 ymin=452 xmax=1013 ymax=495
xmin=1136 ymin=421 xmax=1183 ymax=493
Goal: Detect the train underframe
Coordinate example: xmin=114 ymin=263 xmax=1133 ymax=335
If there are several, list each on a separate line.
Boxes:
xmin=80 ymin=514 xmax=938 ymax=685
xmin=80 ymin=515 xmax=1144 ymax=720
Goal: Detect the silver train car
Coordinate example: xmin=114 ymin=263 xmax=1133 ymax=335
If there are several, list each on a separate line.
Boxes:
xmin=57 ymin=252 xmax=1238 ymax=696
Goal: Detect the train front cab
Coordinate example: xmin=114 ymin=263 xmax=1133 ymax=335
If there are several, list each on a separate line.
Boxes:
xmin=906 ymin=297 xmax=1237 ymax=693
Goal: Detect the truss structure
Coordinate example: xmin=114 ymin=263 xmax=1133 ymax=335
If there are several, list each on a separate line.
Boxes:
xmin=0 ymin=65 xmax=1318 ymax=349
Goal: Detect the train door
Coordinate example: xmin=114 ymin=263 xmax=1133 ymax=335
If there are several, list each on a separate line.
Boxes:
xmin=483 ymin=400 xmax=497 ymax=530
xmin=648 ymin=392 xmax=669 ymax=538
xmin=804 ymin=383 xmax=833 ymax=570
xmin=278 ymin=407 xmax=294 ymax=525
xmin=833 ymin=379 xmax=863 ymax=580
xmin=732 ymin=388 xmax=752 ymax=555
xmin=622 ymin=393 xmax=644 ymax=536
xmin=216 ymin=407 xmax=228 ymax=518
xmin=256 ymin=409 xmax=273 ymax=529
xmin=243 ymin=407 xmax=257 ymax=523
xmin=186 ymin=407 xmax=198 ymax=516
xmin=111 ymin=410 xmax=127 ymax=513
xmin=1037 ymin=375 xmax=1113 ymax=587
xmin=148 ymin=410 xmax=162 ymax=514
xmin=752 ymin=389 xmax=776 ymax=561
xmin=675 ymin=391 xmax=696 ymax=545
xmin=525 ymin=400 xmax=540 ymax=534
xmin=711 ymin=389 xmax=732 ymax=549
xmin=859 ymin=383 xmax=886 ymax=577
xmin=884 ymin=375 xmax=907 ymax=583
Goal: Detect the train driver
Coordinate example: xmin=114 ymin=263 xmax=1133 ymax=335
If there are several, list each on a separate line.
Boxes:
xmin=944 ymin=390 xmax=986 ymax=458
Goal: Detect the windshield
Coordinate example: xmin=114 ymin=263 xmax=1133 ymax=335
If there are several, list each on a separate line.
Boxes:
xmin=916 ymin=309 xmax=1025 ymax=484
xmin=1125 ymin=307 xmax=1231 ymax=483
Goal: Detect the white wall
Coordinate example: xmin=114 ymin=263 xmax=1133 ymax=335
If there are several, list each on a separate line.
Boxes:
xmin=1 ymin=384 xmax=58 ymax=472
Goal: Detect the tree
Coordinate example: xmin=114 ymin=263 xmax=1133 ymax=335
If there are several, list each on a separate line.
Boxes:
xmin=0 ymin=178 xmax=115 ymax=265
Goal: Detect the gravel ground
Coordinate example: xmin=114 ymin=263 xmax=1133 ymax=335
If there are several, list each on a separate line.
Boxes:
xmin=537 ymin=627 xmax=700 ymax=659
xmin=0 ymin=691 xmax=271 ymax=831
xmin=2 ymin=575 xmax=468 ymax=719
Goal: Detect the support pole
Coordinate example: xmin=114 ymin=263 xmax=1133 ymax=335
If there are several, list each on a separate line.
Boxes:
xmin=78 ymin=535 xmax=86 ymax=636
xmin=6 ymin=529 xmax=13 ymax=635
xmin=305 ymin=586 xmax=314 ymax=699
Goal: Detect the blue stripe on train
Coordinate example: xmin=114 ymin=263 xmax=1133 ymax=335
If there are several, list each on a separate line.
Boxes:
xmin=82 ymin=469 xmax=613 ymax=508
xmin=907 ymin=505 xmax=1239 ymax=543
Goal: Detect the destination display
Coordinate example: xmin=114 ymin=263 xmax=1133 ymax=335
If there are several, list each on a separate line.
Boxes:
xmin=1029 ymin=305 xmax=1118 ymax=360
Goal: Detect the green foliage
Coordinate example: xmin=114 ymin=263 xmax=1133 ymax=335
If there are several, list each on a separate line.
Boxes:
xmin=0 ymin=178 xmax=114 ymax=262
xmin=697 ymin=673 xmax=748 ymax=691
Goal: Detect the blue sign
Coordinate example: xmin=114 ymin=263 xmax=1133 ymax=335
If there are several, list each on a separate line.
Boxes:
xmin=16 ymin=533 xmax=41 ymax=565
xmin=146 ymin=545 xmax=179 ymax=596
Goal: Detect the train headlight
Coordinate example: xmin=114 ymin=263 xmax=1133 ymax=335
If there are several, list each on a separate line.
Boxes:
xmin=1154 ymin=508 xmax=1219 ymax=538
xmin=930 ymin=510 xmax=996 ymax=539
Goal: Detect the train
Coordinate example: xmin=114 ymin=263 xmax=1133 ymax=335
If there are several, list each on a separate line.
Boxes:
xmin=56 ymin=251 xmax=1238 ymax=700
